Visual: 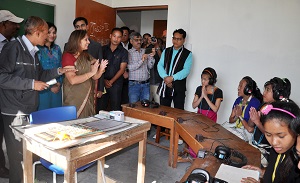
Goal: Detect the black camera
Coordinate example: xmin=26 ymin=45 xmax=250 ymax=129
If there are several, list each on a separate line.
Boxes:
xmin=151 ymin=36 xmax=157 ymax=43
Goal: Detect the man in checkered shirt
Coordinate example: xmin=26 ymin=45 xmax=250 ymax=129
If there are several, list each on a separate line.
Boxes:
xmin=127 ymin=32 xmax=156 ymax=103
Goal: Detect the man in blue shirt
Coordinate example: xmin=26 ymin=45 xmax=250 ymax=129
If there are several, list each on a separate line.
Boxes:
xmin=157 ymin=28 xmax=193 ymax=110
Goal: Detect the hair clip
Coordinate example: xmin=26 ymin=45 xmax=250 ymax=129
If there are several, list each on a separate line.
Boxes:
xmin=280 ymin=98 xmax=289 ymax=102
xmin=261 ymin=104 xmax=296 ymax=118
xmin=282 ymin=78 xmax=287 ymax=83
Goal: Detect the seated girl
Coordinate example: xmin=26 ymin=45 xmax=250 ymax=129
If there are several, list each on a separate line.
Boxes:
xmin=227 ymin=76 xmax=262 ymax=142
xmin=192 ymin=67 xmax=223 ymax=122
xmin=249 ymin=77 xmax=291 ymax=167
xmin=241 ymin=100 xmax=300 ymax=183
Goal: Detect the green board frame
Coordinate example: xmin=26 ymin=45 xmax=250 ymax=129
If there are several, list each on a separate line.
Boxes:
xmin=0 ymin=0 xmax=54 ymax=35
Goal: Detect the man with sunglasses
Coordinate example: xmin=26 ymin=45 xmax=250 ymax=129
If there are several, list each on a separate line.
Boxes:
xmin=157 ymin=28 xmax=193 ymax=110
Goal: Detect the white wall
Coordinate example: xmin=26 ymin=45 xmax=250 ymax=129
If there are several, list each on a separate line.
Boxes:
xmin=140 ymin=10 xmax=167 ymax=36
xmin=116 ymin=14 xmax=126 ymax=28
xmin=187 ymin=0 xmax=300 ymax=123
xmin=36 ymin=0 xmax=300 ymax=124
xmin=117 ymin=11 xmax=141 ymax=32
xmin=32 ymin=0 xmax=76 ymax=49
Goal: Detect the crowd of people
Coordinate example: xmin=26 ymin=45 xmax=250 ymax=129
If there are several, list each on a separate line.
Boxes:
xmin=0 ymin=10 xmax=300 ymax=183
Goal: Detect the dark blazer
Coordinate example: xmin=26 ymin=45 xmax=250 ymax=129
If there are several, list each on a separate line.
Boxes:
xmin=88 ymin=39 xmax=104 ymax=92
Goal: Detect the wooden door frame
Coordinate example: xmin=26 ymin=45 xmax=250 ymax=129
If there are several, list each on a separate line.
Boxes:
xmin=116 ymin=5 xmax=167 ymax=12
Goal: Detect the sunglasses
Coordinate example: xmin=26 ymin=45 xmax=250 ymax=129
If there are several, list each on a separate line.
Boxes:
xmin=291 ymin=146 xmax=300 ymax=164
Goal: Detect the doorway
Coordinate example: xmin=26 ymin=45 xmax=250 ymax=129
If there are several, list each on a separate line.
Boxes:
xmin=116 ymin=6 xmax=168 ymax=41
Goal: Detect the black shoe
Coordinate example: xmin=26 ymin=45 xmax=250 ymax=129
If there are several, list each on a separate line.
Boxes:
xmin=0 ymin=167 xmax=9 ymax=178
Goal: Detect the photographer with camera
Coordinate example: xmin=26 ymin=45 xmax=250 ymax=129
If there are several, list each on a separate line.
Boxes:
xmin=145 ymin=35 xmax=163 ymax=104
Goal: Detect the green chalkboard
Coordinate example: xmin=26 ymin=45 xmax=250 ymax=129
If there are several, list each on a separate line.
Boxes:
xmin=0 ymin=0 xmax=54 ymax=35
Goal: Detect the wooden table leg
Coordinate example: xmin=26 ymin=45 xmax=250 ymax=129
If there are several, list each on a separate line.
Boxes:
xmin=64 ymin=161 xmax=76 ymax=183
xmin=169 ymin=127 xmax=175 ymax=167
xmin=97 ymin=158 xmax=106 ymax=183
xmin=23 ymin=140 xmax=33 ymax=183
xmin=137 ymin=132 xmax=147 ymax=183
xmin=155 ymin=126 xmax=161 ymax=143
xmin=173 ymin=131 xmax=179 ymax=168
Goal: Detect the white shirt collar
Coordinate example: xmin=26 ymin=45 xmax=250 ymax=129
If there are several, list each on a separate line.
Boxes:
xmin=0 ymin=33 xmax=15 ymax=42
xmin=22 ymin=35 xmax=39 ymax=54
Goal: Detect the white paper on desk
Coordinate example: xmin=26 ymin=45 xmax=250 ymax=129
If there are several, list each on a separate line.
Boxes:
xmin=215 ymin=164 xmax=259 ymax=182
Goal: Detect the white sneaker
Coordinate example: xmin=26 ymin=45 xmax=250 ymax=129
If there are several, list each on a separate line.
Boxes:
xmin=178 ymin=139 xmax=183 ymax=145
xmin=152 ymin=134 xmax=156 ymax=139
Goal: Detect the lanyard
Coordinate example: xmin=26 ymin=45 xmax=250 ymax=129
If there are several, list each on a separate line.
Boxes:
xmin=252 ymin=126 xmax=264 ymax=146
xmin=272 ymin=153 xmax=285 ymax=182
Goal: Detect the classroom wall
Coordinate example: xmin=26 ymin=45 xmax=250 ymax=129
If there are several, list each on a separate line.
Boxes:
xmin=117 ymin=11 xmax=141 ymax=32
xmin=31 ymin=0 xmax=76 ymax=49
xmin=32 ymin=0 xmax=300 ymax=124
xmin=140 ymin=10 xmax=168 ymax=36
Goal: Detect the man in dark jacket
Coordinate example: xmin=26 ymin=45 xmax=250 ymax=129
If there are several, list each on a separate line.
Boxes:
xmin=0 ymin=16 xmax=74 ymax=183
xmin=0 ymin=10 xmax=23 ymax=178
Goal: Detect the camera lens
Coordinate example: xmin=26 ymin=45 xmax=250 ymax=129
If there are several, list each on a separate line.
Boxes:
xmin=151 ymin=37 xmax=156 ymax=42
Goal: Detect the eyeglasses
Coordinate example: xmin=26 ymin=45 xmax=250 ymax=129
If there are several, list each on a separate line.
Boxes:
xmin=172 ymin=37 xmax=183 ymax=41
xmin=133 ymin=38 xmax=143 ymax=42
xmin=291 ymin=146 xmax=300 ymax=164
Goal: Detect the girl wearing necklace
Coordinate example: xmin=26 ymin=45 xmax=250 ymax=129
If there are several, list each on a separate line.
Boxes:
xmin=228 ymin=76 xmax=263 ymax=142
xmin=192 ymin=67 xmax=223 ymax=122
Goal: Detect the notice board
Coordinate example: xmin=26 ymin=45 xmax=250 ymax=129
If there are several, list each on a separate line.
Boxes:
xmin=76 ymin=0 xmax=116 ymax=46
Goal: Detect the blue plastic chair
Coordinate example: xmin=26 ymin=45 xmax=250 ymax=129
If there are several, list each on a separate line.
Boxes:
xmin=30 ymin=106 xmax=97 ymax=183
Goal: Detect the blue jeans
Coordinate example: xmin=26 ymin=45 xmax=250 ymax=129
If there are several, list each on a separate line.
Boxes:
xmin=128 ymin=81 xmax=150 ymax=103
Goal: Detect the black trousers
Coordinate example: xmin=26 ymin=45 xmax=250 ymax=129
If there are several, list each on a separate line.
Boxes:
xmin=160 ymin=89 xmax=186 ymax=110
xmin=2 ymin=115 xmax=29 ymax=183
xmin=121 ymin=78 xmax=129 ymax=105
xmin=98 ymin=84 xmax=123 ymax=111
xmin=0 ymin=112 xmax=6 ymax=169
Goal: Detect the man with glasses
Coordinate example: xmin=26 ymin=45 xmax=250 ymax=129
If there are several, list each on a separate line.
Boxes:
xmin=157 ymin=28 xmax=193 ymax=110
xmin=127 ymin=32 xmax=155 ymax=103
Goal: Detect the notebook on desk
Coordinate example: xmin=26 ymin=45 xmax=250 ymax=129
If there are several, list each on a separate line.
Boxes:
xmin=215 ymin=164 xmax=259 ymax=182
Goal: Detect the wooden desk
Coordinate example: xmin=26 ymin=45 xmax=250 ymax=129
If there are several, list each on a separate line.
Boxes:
xmin=177 ymin=118 xmax=261 ymax=182
xmin=122 ymin=104 xmax=175 ymax=167
xmin=13 ymin=117 xmax=150 ymax=183
xmin=174 ymin=117 xmax=261 ymax=168
xmin=122 ymin=104 xmax=260 ymax=172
